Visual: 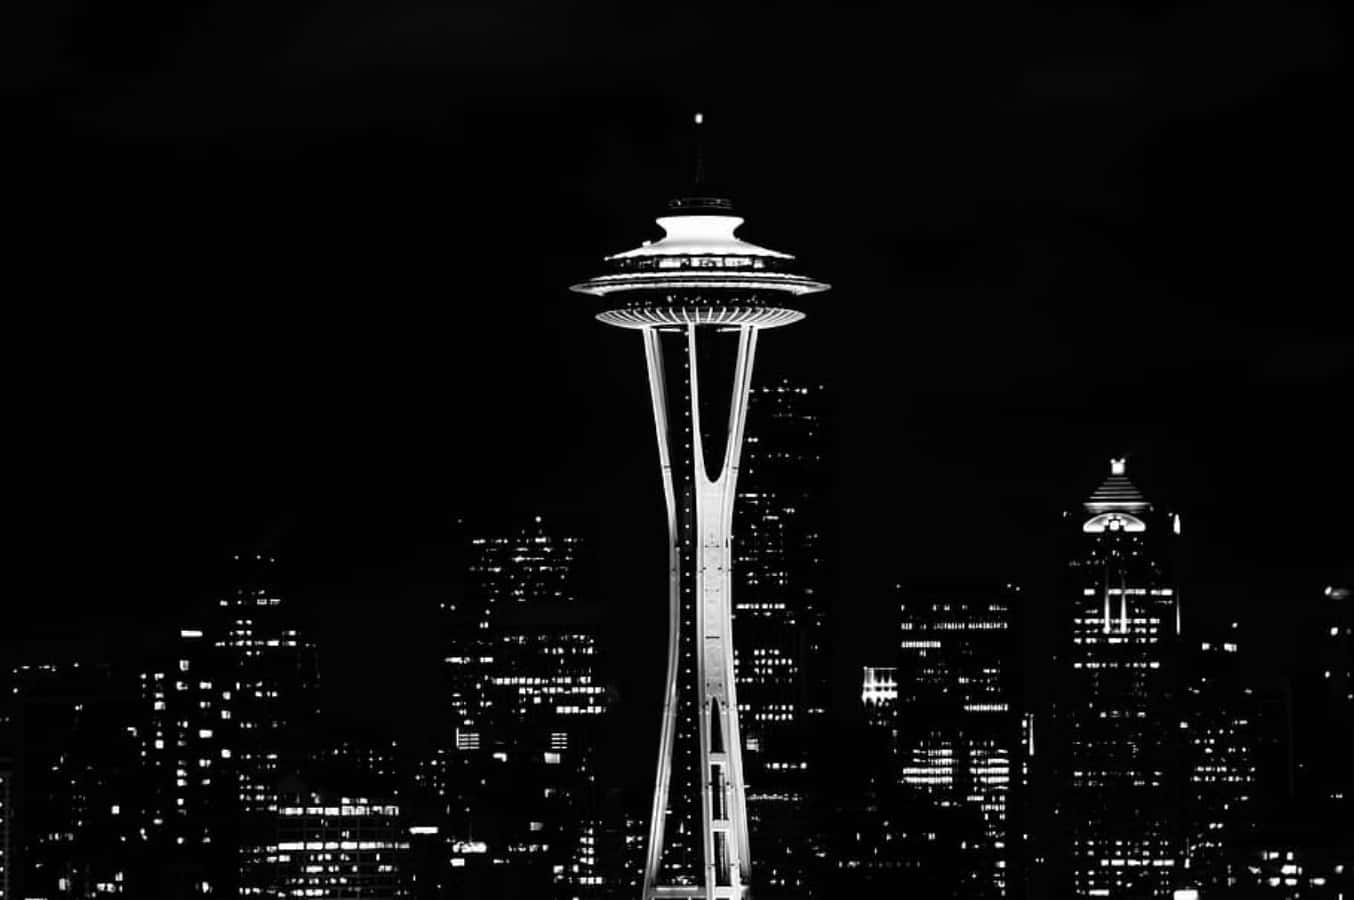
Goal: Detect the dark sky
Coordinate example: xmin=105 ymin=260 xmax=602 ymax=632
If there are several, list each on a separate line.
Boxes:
xmin=7 ymin=1 xmax=1351 ymax=752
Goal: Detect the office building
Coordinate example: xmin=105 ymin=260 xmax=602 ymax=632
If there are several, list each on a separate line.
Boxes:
xmin=445 ymin=517 xmax=606 ymax=898
xmin=1056 ymin=458 xmax=1185 ymax=898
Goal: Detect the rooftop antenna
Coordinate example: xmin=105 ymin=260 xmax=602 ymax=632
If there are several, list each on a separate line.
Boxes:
xmin=669 ymin=110 xmax=733 ymax=213
xmin=693 ymin=111 xmax=705 ymax=190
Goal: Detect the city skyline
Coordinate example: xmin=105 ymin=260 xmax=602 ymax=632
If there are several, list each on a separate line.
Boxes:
xmin=5 ymin=1 xmax=1352 ymax=896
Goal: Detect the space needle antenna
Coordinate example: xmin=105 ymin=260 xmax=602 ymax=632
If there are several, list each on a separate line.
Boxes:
xmin=693 ymin=111 xmax=706 ymax=189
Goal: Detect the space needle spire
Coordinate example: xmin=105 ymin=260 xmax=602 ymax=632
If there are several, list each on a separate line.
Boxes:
xmin=572 ymin=120 xmax=829 ymax=899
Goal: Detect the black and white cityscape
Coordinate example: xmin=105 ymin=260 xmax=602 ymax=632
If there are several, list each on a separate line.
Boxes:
xmin=5 ymin=2 xmax=1352 ymax=899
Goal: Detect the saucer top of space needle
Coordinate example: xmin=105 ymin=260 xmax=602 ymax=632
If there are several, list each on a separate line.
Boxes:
xmin=569 ymin=113 xmax=830 ymax=329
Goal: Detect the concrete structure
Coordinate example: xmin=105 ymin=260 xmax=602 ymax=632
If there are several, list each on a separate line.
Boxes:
xmin=572 ymin=134 xmax=829 ymax=899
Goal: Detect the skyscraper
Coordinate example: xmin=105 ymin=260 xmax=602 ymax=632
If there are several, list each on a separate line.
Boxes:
xmin=883 ymin=579 xmax=1020 ymax=897
xmin=214 ymin=555 xmax=321 ymax=817
xmin=1056 ymin=458 xmax=1184 ymax=898
xmin=571 ymin=134 xmax=830 ymax=899
xmin=1180 ymin=625 xmax=1259 ymax=890
xmin=137 ymin=554 xmax=321 ymax=896
xmin=733 ymin=379 xmax=832 ymax=896
xmin=140 ymin=628 xmax=241 ymax=895
xmin=443 ymin=516 xmax=607 ymax=898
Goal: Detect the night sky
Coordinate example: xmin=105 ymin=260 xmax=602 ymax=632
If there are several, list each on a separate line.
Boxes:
xmin=8 ymin=2 xmax=1351 ymax=767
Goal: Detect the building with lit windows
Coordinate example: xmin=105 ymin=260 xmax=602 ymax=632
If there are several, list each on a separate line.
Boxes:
xmin=1238 ymin=582 xmax=1354 ymax=899
xmin=1180 ymin=626 xmax=1259 ymax=891
xmin=732 ymin=379 xmax=833 ymax=897
xmin=1235 ymin=833 xmax=1351 ymax=898
xmin=135 ymin=555 xmax=320 ymax=896
xmin=208 ymin=556 xmax=321 ymax=894
xmin=445 ymin=518 xmax=585 ymax=753
xmin=1056 ymin=458 xmax=1185 ymax=898
xmin=140 ymin=627 xmax=240 ymax=895
xmin=260 ymin=790 xmax=408 ymax=898
xmin=861 ymin=667 xmax=898 ymax=733
xmin=879 ymin=579 xmax=1021 ymax=898
xmin=214 ymin=555 xmax=321 ymax=816
xmin=571 ymin=123 xmax=830 ymax=899
xmin=818 ymin=712 xmax=969 ymax=898
xmin=444 ymin=517 xmax=607 ymax=898
xmin=1294 ymin=584 xmax=1352 ymax=818
xmin=8 ymin=657 xmax=140 ymax=898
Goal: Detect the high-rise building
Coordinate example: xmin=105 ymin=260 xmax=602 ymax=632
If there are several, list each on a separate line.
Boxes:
xmin=213 ymin=555 xmax=321 ymax=816
xmin=443 ymin=517 xmax=607 ymax=898
xmin=8 ymin=658 xmax=141 ymax=898
xmin=1055 ymin=458 xmax=1185 ymax=898
xmin=136 ymin=554 xmax=320 ymax=896
xmin=882 ymin=579 xmax=1021 ymax=898
xmin=733 ymin=379 xmax=832 ymax=897
xmin=571 ymin=121 xmax=829 ymax=899
xmin=1179 ymin=625 xmax=1259 ymax=891
xmin=445 ymin=517 xmax=585 ymax=752
xmin=139 ymin=627 xmax=241 ymax=895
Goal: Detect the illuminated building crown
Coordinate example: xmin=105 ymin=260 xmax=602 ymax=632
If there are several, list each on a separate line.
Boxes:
xmin=1083 ymin=457 xmax=1152 ymax=533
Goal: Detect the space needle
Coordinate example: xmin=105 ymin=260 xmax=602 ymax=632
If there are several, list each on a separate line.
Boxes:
xmin=571 ymin=116 xmax=830 ymax=900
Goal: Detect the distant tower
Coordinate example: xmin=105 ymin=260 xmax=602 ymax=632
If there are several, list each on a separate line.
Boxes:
xmin=571 ymin=118 xmax=829 ymax=899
